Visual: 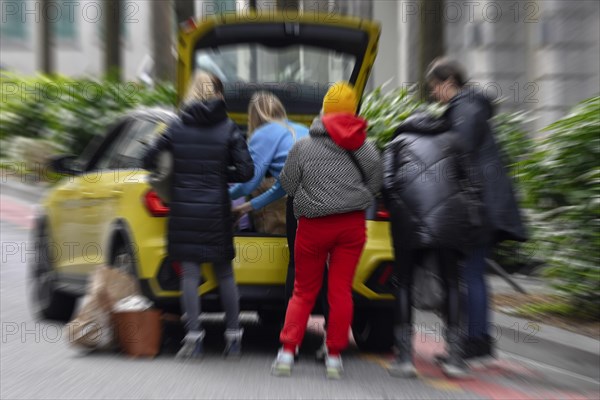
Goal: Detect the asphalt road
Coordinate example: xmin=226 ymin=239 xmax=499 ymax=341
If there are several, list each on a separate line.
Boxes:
xmin=1 ymin=192 xmax=598 ymax=400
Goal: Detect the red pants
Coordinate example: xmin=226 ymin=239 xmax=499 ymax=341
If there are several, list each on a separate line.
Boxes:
xmin=280 ymin=211 xmax=366 ymax=355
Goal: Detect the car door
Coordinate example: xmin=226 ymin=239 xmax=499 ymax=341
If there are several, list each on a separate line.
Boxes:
xmin=84 ymin=117 xmax=166 ymax=268
xmin=53 ymin=118 xmax=138 ymax=278
xmin=49 ymin=119 xmax=134 ymax=276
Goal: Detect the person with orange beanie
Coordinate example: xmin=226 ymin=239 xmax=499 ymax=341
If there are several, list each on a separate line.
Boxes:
xmin=270 ymin=82 xmax=382 ymax=379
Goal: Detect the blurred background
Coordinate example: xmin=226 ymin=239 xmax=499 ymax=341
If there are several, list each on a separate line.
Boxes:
xmin=1 ymin=1 xmax=599 ymax=399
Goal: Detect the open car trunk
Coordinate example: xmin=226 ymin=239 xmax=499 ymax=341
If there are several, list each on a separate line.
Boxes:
xmin=177 ymin=13 xmax=380 ymax=126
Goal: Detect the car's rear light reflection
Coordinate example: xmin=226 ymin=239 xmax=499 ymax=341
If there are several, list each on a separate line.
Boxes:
xmin=144 ymin=189 xmax=170 ymax=217
xmin=375 ymin=198 xmax=390 ymax=221
xmin=376 ymin=208 xmax=390 ymax=220
xmin=171 ymin=260 xmax=183 ymax=277
xmin=366 ymin=261 xmax=397 ymax=294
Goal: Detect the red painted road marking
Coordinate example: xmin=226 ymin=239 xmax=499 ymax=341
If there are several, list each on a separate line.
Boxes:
xmin=409 ymin=326 xmax=594 ymax=399
xmin=0 ymin=196 xmax=34 ymax=229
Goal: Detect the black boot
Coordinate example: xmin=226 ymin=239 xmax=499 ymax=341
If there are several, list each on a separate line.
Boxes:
xmin=470 ymin=334 xmax=496 ymax=365
xmin=440 ymin=328 xmax=469 ymax=378
xmin=388 ymin=325 xmax=417 ymax=378
xmin=436 ymin=334 xmax=496 ymax=365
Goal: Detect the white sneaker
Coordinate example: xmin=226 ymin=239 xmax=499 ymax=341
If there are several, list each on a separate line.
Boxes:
xmin=271 ymin=348 xmax=294 ymax=377
xmin=325 ymin=354 xmax=343 ymax=379
xmin=175 ymin=330 xmax=205 ymax=360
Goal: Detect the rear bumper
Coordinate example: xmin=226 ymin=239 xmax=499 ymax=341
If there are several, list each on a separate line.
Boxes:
xmin=140 ymin=280 xmax=287 ymax=311
xmin=139 ymin=279 xmax=393 ymax=314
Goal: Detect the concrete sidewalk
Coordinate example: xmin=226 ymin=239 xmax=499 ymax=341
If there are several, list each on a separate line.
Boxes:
xmin=485 ymin=274 xmax=598 ymax=381
xmin=415 ymin=274 xmax=599 ymax=383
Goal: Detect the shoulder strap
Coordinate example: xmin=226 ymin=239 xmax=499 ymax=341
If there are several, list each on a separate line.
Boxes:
xmin=346 ymin=150 xmax=367 ymax=184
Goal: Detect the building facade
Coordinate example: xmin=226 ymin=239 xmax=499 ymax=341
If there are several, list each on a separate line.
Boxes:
xmin=1 ymin=0 xmax=598 ymax=129
xmin=1 ymin=0 xmax=154 ymax=79
xmin=371 ymin=0 xmax=600 ymax=130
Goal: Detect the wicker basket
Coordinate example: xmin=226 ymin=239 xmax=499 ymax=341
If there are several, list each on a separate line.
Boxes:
xmin=112 ymin=309 xmax=163 ymax=358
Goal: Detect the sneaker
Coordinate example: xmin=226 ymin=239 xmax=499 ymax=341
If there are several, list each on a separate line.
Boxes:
xmin=440 ymin=355 xmax=469 ymax=379
xmin=271 ymin=348 xmax=294 ymax=377
xmin=176 ymin=330 xmax=205 ymax=360
xmin=435 ymin=337 xmax=496 ymax=367
xmin=223 ymin=328 xmax=244 ymax=359
xmin=325 ymin=354 xmax=344 ymax=379
xmin=388 ymin=357 xmax=417 ymax=378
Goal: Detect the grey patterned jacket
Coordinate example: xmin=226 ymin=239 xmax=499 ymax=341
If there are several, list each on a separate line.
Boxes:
xmin=280 ymin=116 xmax=383 ymax=219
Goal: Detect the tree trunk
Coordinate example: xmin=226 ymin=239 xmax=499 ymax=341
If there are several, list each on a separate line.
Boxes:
xmin=104 ymin=0 xmax=122 ymax=82
xmin=152 ymin=0 xmax=175 ymax=83
xmin=39 ymin=0 xmax=54 ymax=75
xmin=418 ymin=0 xmax=445 ymax=101
xmin=174 ymin=0 xmax=195 ymax=24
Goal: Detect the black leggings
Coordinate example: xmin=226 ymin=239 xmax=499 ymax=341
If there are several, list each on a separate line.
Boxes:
xmin=285 ymin=196 xmax=329 ymax=321
xmin=393 ymin=247 xmax=461 ymax=329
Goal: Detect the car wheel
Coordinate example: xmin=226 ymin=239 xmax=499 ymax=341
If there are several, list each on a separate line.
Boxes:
xmin=29 ymin=220 xmax=76 ymax=321
xmin=352 ymin=309 xmax=394 ymax=352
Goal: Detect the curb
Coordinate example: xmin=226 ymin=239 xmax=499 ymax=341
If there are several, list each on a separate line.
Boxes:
xmin=491 ymin=310 xmax=600 ymax=381
xmin=414 ymin=309 xmax=600 ymax=382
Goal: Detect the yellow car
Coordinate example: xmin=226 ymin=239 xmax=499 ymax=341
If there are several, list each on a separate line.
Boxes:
xmin=30 ymin=12 xmax=396 ymax=351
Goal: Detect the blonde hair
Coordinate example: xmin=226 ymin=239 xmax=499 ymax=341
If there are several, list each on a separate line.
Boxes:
xmin=184 ymin=71 xmax=223 ymax=104
xmin=247 ymin=91 xmax=288 ymax=134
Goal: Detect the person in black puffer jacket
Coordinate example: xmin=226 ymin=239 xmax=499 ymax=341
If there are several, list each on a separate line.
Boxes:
xmin=382 ymin=112 xmax=481 ymax=379
xmin=143 ymin=72 xmax=253 ymax=359
xmin=427 ymin=58 xmax=527 ymax=365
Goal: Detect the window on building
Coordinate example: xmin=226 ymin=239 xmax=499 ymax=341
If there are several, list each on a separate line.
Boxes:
xmin=0 ymin=0 xmax=28 ymax=43
xmin=52 ymin=5 xmax=78 ymax=43
xmin=204 ymin=0 xmax=237 ymax=16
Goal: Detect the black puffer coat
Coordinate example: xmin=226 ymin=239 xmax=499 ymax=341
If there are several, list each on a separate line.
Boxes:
xmin=444 ymin=90 xmax=527 ymax=244
xmin=143 ymin=99 xmax=253 ymax=262
xmin=382 ymin=114 xmax=483 ymax=252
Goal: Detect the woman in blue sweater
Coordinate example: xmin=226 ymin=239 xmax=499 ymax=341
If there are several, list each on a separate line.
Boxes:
xmin=230 ymin=91 xmax=308 ymax=214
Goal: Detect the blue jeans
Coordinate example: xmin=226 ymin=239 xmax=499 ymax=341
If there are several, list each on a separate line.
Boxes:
xmin=462 ymin=246 xmax=489 ymax=339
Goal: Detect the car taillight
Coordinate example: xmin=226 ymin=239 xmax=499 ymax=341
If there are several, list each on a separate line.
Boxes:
xmin=375 ymin=199 xmax=390 ymax=221
xmin=144 ymin=190 xmax=169 ymax=217
xmin=378 ymin=263 xmax=394 ymax=286
xmin=366 ymin=261 xmax=397 ymax=295
xmin=171 ymin=260 xmax=183 ymax=277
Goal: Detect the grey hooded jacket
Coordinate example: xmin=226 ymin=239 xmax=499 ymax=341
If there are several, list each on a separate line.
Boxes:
xmin=280 ymin=116 xmax=382 ymax=219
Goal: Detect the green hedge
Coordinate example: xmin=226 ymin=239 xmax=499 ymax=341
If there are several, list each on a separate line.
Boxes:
xmin=0 ymin=73 xmax=176 ymax=157
xmin=517 ymin=97 xmax=600 ymax=319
